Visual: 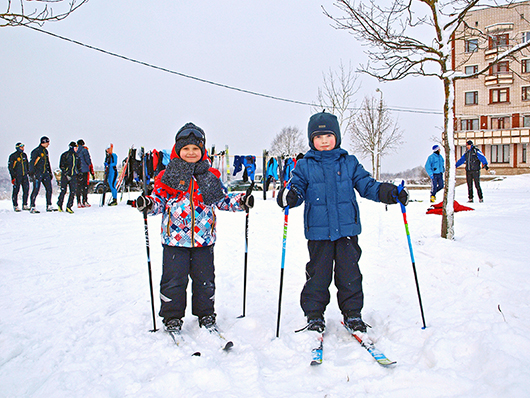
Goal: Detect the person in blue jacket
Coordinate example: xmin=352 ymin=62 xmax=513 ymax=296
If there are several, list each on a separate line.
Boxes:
xmin=456 ymin=140 xmax=489 ymax=203
xmin=425 ymin=145 xmax=445 ymax=203
xmin=277 ymin=111 xmax=409 ymax=334
xmin=104 ymin=144 xmax=118 ymax=206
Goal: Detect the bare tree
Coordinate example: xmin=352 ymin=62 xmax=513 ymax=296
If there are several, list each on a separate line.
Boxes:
xmin=351 ymin=94 xmax=404 ymax=180
xmin=1 ymin=0 xmax=88 ymax=27
xmin=313 ymin=60 xmax=360 ymax=141
xmin=324 ymin=0 xmax=530 ymax=239
xmin=269 ymin=126 xmax=308 ymax=158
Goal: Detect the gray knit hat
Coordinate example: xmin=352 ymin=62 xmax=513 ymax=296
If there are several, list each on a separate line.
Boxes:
xmin=175 ymin=122 xmax=206 ymax=157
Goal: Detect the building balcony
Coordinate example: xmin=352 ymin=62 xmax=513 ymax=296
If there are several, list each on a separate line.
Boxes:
xmin=484 ymin=72 xmax=514 ymax=85
xmin=454 ymin=128 xmax=530 ymax=146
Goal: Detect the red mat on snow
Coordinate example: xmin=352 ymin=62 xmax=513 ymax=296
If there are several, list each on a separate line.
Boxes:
xmin=426 ymin=201 xmax=474 ymax=215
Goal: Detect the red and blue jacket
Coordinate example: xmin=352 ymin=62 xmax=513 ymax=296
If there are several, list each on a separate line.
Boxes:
xmin=147 ymin=145 xmax=245 ymax=248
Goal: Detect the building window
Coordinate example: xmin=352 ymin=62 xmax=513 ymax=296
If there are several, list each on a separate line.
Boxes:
xmin=465 ymin=65 xmax=479 ymax=77
xmin=465 ymin=39 xmax=478 ymax=52
xmin=523 ymin=87 xmax=530 ymax=101
xmin=523 ymin=143 xmax=527 ymax=163
xmin=489 ymin=34 xmax=509 ymax=49
xmin=465 ymin=91 xmax=479 ymax=105
xmin=490 ymin=88 xmax=509 ymax=103
xmin=523 ymin=32 xmax=530 ymax=43
xmin=491 ymin=144 xmax=510 ymax=163
xmin=489 ymin=61 xmax=509 ymax=75
xmin=524 ymin=115 xmax=530 ymax=127
xmin=522 ymin=59 xmax=530 ymax=73
xmin=461 ymin=119 xmax=479 ymax=130
xmin=492 ymin=117 xmax=509 ymax=129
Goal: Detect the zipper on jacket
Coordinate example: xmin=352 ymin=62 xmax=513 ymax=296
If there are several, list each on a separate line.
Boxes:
xmin=190 ymin=178 xmax=196 ymax=247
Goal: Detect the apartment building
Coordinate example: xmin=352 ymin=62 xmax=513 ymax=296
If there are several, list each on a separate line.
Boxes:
xmin=452 ymin=0 xmax=530 ymax=174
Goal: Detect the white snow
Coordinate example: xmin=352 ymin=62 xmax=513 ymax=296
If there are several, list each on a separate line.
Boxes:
xmin=1 ymin=175 xmax=530 ymax=397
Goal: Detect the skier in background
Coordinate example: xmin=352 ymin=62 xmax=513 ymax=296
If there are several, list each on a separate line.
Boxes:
xmin=277 ymin=111 xmax=409 ymax=335
xmin=456 ymin=140 xmax=489 ymax=203
xmin=29 ymin=136 xmax=55 ymax=213
xmin=76 ymin=139 xmax=95 ymax=208
xmin=425 ymin=144 xmax=445 ymax=203
xmin=133 ymin=122 xmax=254 ymax=334
xmin=57 ymin=142 xmax=80 ymax=213
xmin=8 ymin=142 xmax=30 ymax=212
xmin=104 ymin=144 xmax=118 ymax=206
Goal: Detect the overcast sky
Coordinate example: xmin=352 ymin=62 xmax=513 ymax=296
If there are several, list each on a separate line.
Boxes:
xmin=1 ymin=0 xmax=444 ymax=174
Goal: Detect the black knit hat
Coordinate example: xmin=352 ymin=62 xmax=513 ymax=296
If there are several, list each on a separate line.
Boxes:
xmin=15 ymin=142 xmax=24 ymax=149
xmin=77 ymin=139 xmax=85 ymax=146
xmin=175 ymin=122 xmax=206 ymax=157
xmin=69 ymin=141 xmax=78 ymax=148
xmin=307 ymin=111 xmax=341 ymax=150
xmin=467 ymin=140 xmax=473 ymax=146
xmin=40 ymin=136 xmax=50 ymax=144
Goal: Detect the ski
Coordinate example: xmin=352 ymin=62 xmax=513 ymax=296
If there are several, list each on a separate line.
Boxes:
xmin=345 ymin=327 xmax=396 ymax=366
xmin=167 ymin=331 xmax=201 ymax=356
xmin=205 ymin=326 xmax=234 ymax=351
xmin=310 ymin=333 xmax=324 ymax=366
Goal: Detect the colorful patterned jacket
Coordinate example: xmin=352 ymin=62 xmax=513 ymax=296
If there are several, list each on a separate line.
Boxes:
xmin=147 ymin=146 xmax=245 ymax=248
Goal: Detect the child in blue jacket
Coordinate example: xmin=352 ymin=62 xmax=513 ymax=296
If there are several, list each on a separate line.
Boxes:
xmin=277 ymin=111 xmax=408 ymax=333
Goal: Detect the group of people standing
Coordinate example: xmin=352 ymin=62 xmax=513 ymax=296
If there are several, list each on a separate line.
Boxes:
xmin=425 ymin=140 xmax=489 ymax=203
xmin=8 ymin=137 xmax=96 ymax=213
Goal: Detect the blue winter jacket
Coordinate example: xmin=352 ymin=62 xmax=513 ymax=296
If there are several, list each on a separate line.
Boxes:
xmin=425 ymin=152 xmax=445 ymax=178
xmin=77 ymin=145 xmax=93 ymax=173
xmin=290 ymin=148 xmax=382 ymax=241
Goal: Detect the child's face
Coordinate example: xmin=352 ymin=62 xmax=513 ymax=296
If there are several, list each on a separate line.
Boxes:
xmin=180 ymin=144 xmax=202 ymax=163
xmin=313 ymin=134 xmax=336 ymax=151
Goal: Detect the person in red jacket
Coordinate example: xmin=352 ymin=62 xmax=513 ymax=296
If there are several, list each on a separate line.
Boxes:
xmin=134 ymin=122 xmax=254 ymax=334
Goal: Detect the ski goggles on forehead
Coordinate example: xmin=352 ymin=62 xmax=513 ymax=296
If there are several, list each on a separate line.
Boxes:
xmin=177 ymin=128 xmax=205 ymax=140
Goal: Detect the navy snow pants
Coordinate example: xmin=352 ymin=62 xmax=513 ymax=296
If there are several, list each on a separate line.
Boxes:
xmin=159 ymin=244 xmax=215 ymax=321
xmin=301 ymin=236 xmax=363 ymax=318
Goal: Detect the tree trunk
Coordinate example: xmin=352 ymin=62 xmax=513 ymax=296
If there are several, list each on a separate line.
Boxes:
xmin=441 ymin=77 xmax=456 ymax=239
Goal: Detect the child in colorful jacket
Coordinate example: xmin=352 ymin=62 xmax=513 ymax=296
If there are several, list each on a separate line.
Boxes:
xmin=277 ymin=111 xmax=408 ymax=334
xmin=135 ymin=122 xmax=254 ymax=333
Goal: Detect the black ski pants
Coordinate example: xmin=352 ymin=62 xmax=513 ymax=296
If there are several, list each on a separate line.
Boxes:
xmin=301 ymin=236 xmax=363 ymax=319
xmin=57 ymin=175 xmax=77 ymax=209
xmin=466 ymin=170 xmax=483 ymax=200
xmin=159 ymin=244 xmax=215 ymax=321
xmin=12 ymin=175 xmax=29 ymax=207
xmin=76 ymin=172 xmax=90 ymax=204
xmin=30 ymin=174 xmax=53 ymax=207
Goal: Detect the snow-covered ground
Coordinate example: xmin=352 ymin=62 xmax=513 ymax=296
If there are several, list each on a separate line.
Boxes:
xmin=1 ymin=175 xmax=529 ymax=398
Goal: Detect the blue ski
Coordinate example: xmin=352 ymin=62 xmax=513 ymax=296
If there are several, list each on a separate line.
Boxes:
xmin=310 ymin=333 xmax=324 ymax=365
xmin=349 ymin=330 xmax=396 ymax=366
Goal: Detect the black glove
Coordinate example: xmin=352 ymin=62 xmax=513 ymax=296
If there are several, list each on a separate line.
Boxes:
xmin=277 ymin=186 xmax=299 ymax=209
xmin=485 ymin=165 xmax=489 ymax=170
xmin=240 ymin=194 xmax=254 ymax=212
xmin=379 ymin=183 xmax=409 ymax=206
xmin=135 ymin=195 xmax=153 ymax=212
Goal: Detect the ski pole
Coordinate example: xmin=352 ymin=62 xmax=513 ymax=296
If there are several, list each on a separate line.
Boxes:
xmin=141 ymin=147 xmax=158 ymax=332
xmin=397 ymin=180 xmax=427 ymax=329
xmin=276 ymin=201 xmax=289 ymax=338
xmin=239 ymin=181 xmax=255 ymax=318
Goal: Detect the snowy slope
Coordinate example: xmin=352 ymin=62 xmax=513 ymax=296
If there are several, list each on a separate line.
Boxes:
xmin=1 ymin=175 xmax=530 ymax=398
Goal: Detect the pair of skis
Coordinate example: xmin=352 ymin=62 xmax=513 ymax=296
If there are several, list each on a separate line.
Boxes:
xmin=167 ymin=327 xmax=233 ymax=357
xmin=310 ymin=327 xmax=396 ymax=367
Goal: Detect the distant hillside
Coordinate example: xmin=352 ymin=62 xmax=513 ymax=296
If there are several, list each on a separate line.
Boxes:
xmin=381 ymin=166 xmax=430 ymax=187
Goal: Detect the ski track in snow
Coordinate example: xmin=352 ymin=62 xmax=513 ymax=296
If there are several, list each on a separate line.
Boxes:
xmin=1 ymin=176 xmax=530 ymax=397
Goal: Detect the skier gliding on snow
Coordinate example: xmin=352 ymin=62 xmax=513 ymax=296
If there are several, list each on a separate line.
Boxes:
xmin=276 ymin=111 xmax=409 ymax=334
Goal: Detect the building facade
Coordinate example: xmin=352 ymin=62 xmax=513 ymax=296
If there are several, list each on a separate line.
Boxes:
xmin=452 ymin=1 xmax=530 ymax=174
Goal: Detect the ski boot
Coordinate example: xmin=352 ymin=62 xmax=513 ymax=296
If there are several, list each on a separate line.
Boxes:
xmin=46 ymin=205 xmax=56 ymax=212
xmin=164 ymin=318 xmax=183 ymax=333
xmin=23 ymin=205 xmax=31 ymax=211
xmin=66 ymin=207 xmax=74 ymax=214
xmin=198 ymin=313 xmax=218 ymax=331
xmin=343 ymin=311 xmax=368 ymax=333
xmin=108 ymin=198 xmax=118 ymax=206
xmin=30 ymin=207 xmax=40 ymax=214
xmin=14 ymin=206 xmax=21 ymax=212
